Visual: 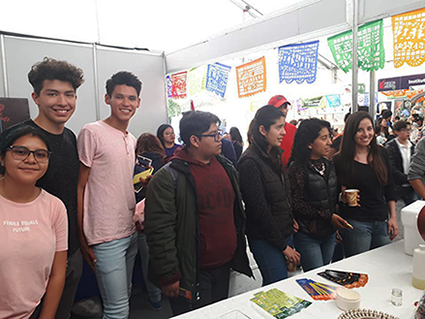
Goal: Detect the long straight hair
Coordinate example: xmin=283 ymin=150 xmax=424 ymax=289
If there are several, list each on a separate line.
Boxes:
xmin=339 ymin=111 xmax=388 ymax=185
xmin=249 ymin=105 xmax=285 ymax=173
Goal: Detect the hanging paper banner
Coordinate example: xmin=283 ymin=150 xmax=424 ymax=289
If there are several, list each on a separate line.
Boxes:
xmin=278 ymin=40 xmax=319 ymax=84
xmin=302 ymin=96 xmax=324 ymax=108
xmin=206 ymin=63 xmax=231 ymax=98
xmin=188 ymin=66 xmax=206 ymax=96
xmin=327 ymin=19 xmax=385 ymax=73
xmin=236 ymin=57 xmax=267 ymax=98
xmin=171 ymin=71 xmax=187 ymax=99
xmin=325 ymin=94 xmax=341 ymax=107
xmin=166 ymin=75 xmax=172 ymax=98
xmin=392 ymin=8 xmax=425 ymax=68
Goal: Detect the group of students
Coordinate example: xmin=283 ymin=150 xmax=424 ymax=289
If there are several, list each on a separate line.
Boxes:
xmin=0 ymin=56 xmax=407 ymax=319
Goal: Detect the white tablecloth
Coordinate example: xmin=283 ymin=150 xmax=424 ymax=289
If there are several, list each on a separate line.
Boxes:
xmin=174 ymin=241 xmax=424 ymax=318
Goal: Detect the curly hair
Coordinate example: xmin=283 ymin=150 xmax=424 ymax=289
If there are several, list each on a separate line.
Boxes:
xmin=28 ymin=57 xmax=84 ymax=95
xmin=135 ymin=133 xmax=165 ymax=159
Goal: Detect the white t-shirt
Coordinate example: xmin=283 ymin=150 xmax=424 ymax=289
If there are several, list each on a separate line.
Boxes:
xmin=0 ymin=189 xmax=68 ymax=319
xmin=77 ymin=121 xmax=136 ymax=245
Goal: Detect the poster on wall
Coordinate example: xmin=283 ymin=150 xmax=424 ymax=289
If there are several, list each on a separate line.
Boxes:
xmin=378 ymin=73 xmax=425 ymax=91
xmin=328 ymin=19 xmax=385 ymax=73
xmin=171 ymin=71 xmax=188 ymax=99
xmin=236 ymin=57 xmax=267 ymax=98
xmin=206 ymin=63 xmax=231 ymax=98
xmin=278 ymin=40 xmax=319 ymax=84
xmin=392 ymin=8 xmax=425 ymax=68
xmin=0 ymin=98 xmax=30 ymax=133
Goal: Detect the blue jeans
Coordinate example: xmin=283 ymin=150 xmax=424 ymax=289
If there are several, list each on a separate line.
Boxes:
xmin=339 ymin=218 xmax=392 ymax=258
xmin=293 ymin=232 xmax=335 ymax=272
xmin=248 ymin=236 xmax=293 ymax=286
xmin=93 ymin=233 xmax=138 ymax=319
xmin=137 ymin=232 xmax=161 ymax=303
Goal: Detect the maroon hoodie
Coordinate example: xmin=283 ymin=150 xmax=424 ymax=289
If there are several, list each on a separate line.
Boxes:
xmin=174 ymin=148 xmax=237 ymax=269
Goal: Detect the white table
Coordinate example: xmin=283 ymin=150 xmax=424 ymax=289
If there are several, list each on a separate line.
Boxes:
xmin=174 ymin=241 xmax=424 ymax=318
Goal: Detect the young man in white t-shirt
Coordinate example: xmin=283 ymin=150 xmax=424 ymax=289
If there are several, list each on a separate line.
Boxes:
xmin=77 ymin=71 xmax=141 ymax=319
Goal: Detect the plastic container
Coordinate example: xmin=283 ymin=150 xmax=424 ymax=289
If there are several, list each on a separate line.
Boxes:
xmin=413 ymin=244 xmax=425 ymax=290
xmin=401 ymin=200 xmax=425 ymax=256
xmin=335 ymin=287 xmax=361 ymax=311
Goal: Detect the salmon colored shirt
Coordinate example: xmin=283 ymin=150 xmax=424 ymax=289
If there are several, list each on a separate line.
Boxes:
xmin=77 ymin=121 xmax=136 ymax=245
xmin=0 ymin=190 xmax=68 ymax=319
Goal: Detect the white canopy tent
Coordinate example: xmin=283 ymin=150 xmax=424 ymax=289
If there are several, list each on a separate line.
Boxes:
xmin=0 ymin=0 xmax=424 ymax=135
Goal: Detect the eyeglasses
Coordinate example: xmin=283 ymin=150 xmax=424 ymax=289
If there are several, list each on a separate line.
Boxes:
xmin=200 ymin=132 xmax=222 ymax=142
xmin=400 ymin=128 xmax=412 ymax=132
xmin=8 ymin=146 xmax=51 ymax=163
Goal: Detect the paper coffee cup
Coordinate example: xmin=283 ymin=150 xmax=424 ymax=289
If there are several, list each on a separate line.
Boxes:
xmin=345 ymin=189 xmax=359 ymax=207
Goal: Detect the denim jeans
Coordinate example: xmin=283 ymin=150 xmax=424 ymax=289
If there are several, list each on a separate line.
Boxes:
xmin=93 ymin=232 xmax=138 ymax=319
xmin=248 ymin=236 xmax=293 ymax=286
xmin=137 ymin=232 xmax=161 ymax=303
xmin=293 ymin=232 xmax=335 ymax=272
xmin=339 ymin=218 xmax=392 ymax=258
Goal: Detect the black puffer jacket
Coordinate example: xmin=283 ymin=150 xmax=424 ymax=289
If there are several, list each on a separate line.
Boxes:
xmin=238 ymin=145 xmax=294 ymax=251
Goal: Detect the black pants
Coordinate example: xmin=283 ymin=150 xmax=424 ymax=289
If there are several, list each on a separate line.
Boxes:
xmin=169 ymin=263 xmax=231 ymax=316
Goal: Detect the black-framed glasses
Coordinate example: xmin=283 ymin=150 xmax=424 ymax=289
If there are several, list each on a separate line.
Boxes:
xmin=200 ymin=132 xmax=222 ymax=142
xmin=8 ymin=146 xmax=51 ymax=163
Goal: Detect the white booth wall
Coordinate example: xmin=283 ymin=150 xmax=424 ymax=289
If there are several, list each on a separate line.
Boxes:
xmin=0 ymin=35 xmax=167 ymax=138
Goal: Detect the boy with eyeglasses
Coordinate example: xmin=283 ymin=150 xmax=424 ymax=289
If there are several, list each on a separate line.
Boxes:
xmin=0 ymin=57 xmax=84 ymax=319
xmin=144 ymin=110 xmax=252 ymax=316
xmin=77 ymin=71 xmax=141 ymax=319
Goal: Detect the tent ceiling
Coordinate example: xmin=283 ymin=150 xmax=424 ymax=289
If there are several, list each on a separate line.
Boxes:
xmin=0 ymin=0 xmax=307 ymax=53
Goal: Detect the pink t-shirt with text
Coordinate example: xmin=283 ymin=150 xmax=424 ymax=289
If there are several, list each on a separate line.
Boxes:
xmin=0 ymin=190 xmax=68 ymax=319
xmin=77 ymin=121 xmax=136 ymax=245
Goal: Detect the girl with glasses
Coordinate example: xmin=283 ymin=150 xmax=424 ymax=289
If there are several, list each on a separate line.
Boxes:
xmin=156 ymin=124 xmax=182 ymax=158
xmin=0 ymin=126 xmax=68 ymax=319
xmin=238 ymin=105 xmax=300 ymax=286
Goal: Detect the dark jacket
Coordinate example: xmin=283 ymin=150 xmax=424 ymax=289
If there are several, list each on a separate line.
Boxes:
xmin=386 ymin=138 xmax=415 ymax=189
xmin=238 ymin=145 xmax=294 ymax=251
xmin=289 ymin=158 xmax=337 ymax=239
xmin=144 ymin=153 xmax=252 ymax=303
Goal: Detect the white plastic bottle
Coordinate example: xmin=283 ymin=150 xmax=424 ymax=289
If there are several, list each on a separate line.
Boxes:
xmin=413 ymin=244 xmax=425 ymax=290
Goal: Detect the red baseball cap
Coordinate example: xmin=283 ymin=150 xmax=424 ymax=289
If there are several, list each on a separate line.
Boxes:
xmin=268 ymin=95 xmax=291 ymax=108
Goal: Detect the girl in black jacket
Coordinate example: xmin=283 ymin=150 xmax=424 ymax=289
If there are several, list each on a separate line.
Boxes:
xmin=239 ymin=105 xmax=300 ymax=286
xmin=288 ymin=119 xmax=349 ymax=272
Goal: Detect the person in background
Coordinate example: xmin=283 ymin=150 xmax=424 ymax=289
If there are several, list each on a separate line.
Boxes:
xmin=0 ymin=126 xmax=68 ymax=319
xmin=77 ymin=72 xmax=142 ymax=319
xmin=239 ymin=105 xmax=300 ymax=286
xmin=408 ymin=135 xmax=425 ymax=200
xmin=333 ymin=111 xmax=398 ymax=257
xmin=386 ymin=121 xmax=418 ymax=207
xmin=289 ymin=119 xmax=298 ymax=127
xmin=229 ymin=126 xmax=244 ymax=161
xmin=0 ymin=57 xmax=84 ymax=319
xmin=328 ymin=112 xmax=351 ymax=159
xmin=375 ymin=117 xmax=389 ymax=146
xmin=145 ymin=110 xmax=252 ymax=316
xmin=156 ymin=124 xmax=181 ymax=158
xmin=288 ymin=119 xmax=350 ymax=272
xmin=133 ymin=133 xmax=164 ymax=311
xmin=221 ymin=136 xmax=238 ymax=166
xmin=268 ymin=95 xmax=297 ymax=166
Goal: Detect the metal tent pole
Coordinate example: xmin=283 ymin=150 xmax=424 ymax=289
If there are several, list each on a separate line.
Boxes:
xmin=351 ymin=0 xmax=359 ymax=113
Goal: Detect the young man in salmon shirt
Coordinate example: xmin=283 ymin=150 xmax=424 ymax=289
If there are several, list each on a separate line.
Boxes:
xmin=77 ymin=71 xmax=141 ymax=319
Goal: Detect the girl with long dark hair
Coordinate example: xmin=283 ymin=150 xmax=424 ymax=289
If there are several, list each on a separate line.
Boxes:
xmin=0 ymin=126 xmax=68 ymax=319
xmin=229 ymin=126 xmax=244 ymax=161
xmin=239 ymin=105 xmax=300 ymax=286
xmin=156 ymin=124 xmax=181 ymax=158
xmin=288 ymin=119 xmax=349 ymax=271
xmin=333 ymin=111 xmax=398 ymax=257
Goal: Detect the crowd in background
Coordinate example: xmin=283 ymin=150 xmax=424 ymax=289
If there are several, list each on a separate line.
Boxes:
xmin=2 ymin=57 xmax=425 ymax=319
